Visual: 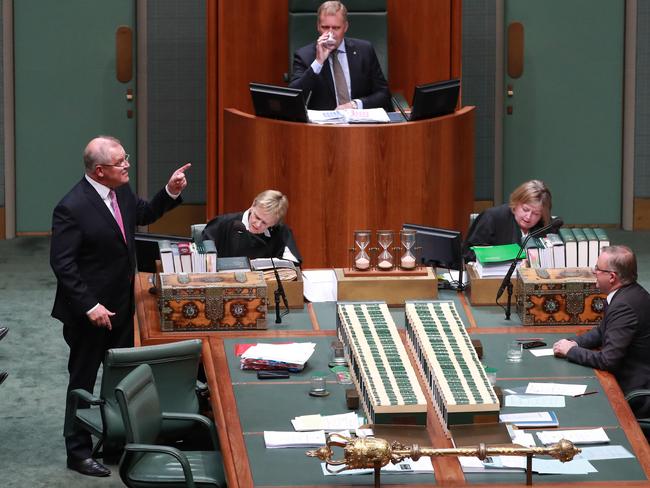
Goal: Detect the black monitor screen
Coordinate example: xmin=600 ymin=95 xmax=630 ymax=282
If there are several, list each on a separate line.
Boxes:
xmin=249 ymin=82 xmax=308 ymax=123
xmin=135 ymin=232 xmax=192 ymax=273
xmin=402 ymin=223 xmax=463 ymax=271
xmin=410 ymin=78 xmax=460 ymax=121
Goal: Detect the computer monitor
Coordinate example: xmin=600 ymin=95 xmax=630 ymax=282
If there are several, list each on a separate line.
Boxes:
xmin=409 ymin=78 xmax=460 ymax=121
xmin=249 ymin=82 xmax=308 ymax=123
xmin=402 ymin=223 xmax=464 ymax=289
xmin=135 ymin=232 xmax=192 ymax=273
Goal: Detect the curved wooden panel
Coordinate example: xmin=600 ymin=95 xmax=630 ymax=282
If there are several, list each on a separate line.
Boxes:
xmin=223 ymin=108 xmax=475 ymax=268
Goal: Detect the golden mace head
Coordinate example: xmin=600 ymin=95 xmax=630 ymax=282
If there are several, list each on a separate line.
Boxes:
xmin=306 ymin=433 xmax=394 ymax=470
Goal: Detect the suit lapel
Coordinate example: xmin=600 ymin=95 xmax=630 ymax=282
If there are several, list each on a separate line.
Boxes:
xmin=81 ymin=178 xmax=127 ymax=246
xmin=345 ymin=39 xmax=360 ymax=96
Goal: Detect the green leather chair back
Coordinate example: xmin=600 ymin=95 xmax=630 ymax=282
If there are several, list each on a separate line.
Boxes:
xmin=100 ymin=339 xmax=203 ymax=448
xmin=115 ymin=364 xmax=162 ymax=446
xmin=288 ymin=0 xmax=388 ymax=79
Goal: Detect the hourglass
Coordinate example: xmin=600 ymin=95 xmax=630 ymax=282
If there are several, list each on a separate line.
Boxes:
xmin=353 ymin=230 xmax=371 ymax=271
xmin=376 ymin=230 xmax=394 ymax=270
xmin=400 ymin=229 xmax=417 ymax=270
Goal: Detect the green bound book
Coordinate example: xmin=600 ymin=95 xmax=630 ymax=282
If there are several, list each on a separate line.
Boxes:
xmin=471 ymin=243 xmax=523 ymax=263
xmin=582 ymin=228 xmax=599 ymax=267
xmin=593 ymin=228 xmax=610 ymax=253
xmin=558 ymin=228 xmax=577 ymax=267
xmin=570 ymin=228 xmax=589 ymax=268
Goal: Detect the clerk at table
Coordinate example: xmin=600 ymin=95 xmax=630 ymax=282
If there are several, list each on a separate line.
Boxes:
xmin=462 ymin=179 xmax=553 ymax=262
xmin=202 ymin=190 xmax=302 ymax=265
xmin=288 ymin=1 xmax=391 ymax=111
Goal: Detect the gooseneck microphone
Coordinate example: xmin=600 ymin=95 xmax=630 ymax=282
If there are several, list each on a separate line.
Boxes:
xmin=495 ymin=218 xmax=564 ymax=318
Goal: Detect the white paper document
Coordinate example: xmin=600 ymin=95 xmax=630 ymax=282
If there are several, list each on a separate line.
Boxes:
xmin=241 ymin=342 xmax=316 ymax=365
xmin=536 ymin=427 xmax=610 ymax=445
xmin=499 ymin=411 xmax=558 ymax=427
xmin=264 ymin=430 xmax=326 ymax=448
xmin=574 ymin=445 xmax=634 ymax=461
xmin=322 ymin=457 xmax=434 ymax=476
xmin=301 ymin=269 xmax=337 ymax=302
xmin=528 ymin=348 xmax=555 ymax=357
xmin=526 ymin=382 xmax=587 ymax=397
xmin=308 ymin=108 xmax=390 ymax=124
xmin=505 ymin=395 xmax=566 ymax=408
xmin=292 ymin=412 xmax=362 ymax=432
xmin=510 ymin=430 xmax=536 ymax=448
xmin=497 ymin=456 xmax=597 ymax=475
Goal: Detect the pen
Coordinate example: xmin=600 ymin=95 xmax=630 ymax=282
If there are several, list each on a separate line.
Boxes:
xmin=574 ymin=391 xmax=598 ymax=397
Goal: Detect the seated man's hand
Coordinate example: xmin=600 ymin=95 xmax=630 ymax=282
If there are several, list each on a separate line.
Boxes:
xmin=87 ymin=304 xmax=115 ymax=330
xmin=336 ymin=101 xmax=356 ymax=110
xmin=553 ymin=339 xmax=577 ymax=358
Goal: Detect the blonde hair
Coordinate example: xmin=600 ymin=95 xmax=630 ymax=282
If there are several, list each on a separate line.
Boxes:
xmin=317 ymin=1 xmax=348 ymax=25
xmin=509 ymin=180 xmax=552 ymax=226
xmin=252 ymin=190 xmax=289 ymax=224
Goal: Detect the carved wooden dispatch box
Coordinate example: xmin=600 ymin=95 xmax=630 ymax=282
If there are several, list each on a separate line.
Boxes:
xmin=515 ymin=267 xmax=606 ymax=326
xmin=158 ymin=271 xmax=267 ymax=331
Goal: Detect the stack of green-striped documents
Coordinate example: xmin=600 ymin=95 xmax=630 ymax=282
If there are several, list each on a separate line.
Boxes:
xmin=472 ymin=243 xmax=524 ymax=278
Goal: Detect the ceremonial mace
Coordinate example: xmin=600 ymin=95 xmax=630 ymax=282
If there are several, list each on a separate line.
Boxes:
xmin=307 ymin=433 xmax=580 ymax=487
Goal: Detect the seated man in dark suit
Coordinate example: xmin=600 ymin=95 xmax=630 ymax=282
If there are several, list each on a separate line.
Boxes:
xmin=202 ymin=189 xmax=302 ymax=265
xmin=288 ymin=1 xmax=391 ymax=111
xmin=553 ymin=245 xmax=650 ymax=439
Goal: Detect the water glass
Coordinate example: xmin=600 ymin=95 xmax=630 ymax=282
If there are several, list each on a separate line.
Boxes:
xmin=506 ymin=341 xmax=523 ymax=363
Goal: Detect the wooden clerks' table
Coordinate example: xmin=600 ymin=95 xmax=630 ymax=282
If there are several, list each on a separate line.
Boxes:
xmin=135 ymin=273 xmax=650 ymax=488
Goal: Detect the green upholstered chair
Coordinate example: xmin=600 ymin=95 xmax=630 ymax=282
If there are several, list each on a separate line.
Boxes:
xmin=67 ymin=339 xmax=206 ymax=461
xmin=287 ymin=0 xmax=388 ymax=81
xmin=116 ymin=364 xmax=226 ymax=488
xmin=625 ymin=389 xmax=650 ymax=440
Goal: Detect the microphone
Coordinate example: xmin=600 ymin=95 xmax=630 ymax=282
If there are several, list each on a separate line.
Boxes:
xmin=305 ymin=90 xmax=313 ymax=110
xmin=271 ymin=258 xmax=290 ymax=324
xmin=495 ymin=218 xmax=564 ymax=304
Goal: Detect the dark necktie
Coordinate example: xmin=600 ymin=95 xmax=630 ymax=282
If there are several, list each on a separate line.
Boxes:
xmin=331 ymin=50 xmax=351 ymax=105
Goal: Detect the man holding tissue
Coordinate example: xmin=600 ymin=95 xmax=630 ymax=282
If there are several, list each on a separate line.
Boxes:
xmin=288 ymin=1 xmax=391 ymax=111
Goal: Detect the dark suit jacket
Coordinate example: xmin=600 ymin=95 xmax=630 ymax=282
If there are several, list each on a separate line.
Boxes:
xmin=202 ymin=212 xmax=302 ymax=265
xmin=462 ymin=204 xmax=545 ymax=262
xmin=288 ymin=37 xmax=391 ymax=111
xmin=50 ymin=177 xmax=181 ymax=328
xmin=567 ymin=282 xmax=650 ymax=398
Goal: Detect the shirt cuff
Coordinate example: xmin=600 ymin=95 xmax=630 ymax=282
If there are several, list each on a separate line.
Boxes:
xmin=354 ymin=99 xmax=363 ymax=109
xmin=86 ymin=303 xmax=100 ymax=315
xmin=165 ymin=185 xmax=181 ymax=199
xmin=311 ymin=59 xmax=323 ymax=74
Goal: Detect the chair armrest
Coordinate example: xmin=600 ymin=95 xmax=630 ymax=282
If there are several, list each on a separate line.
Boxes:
xmin=65 ymin=389 xmax=105 ymax=437
xmin=162 ymin=412 xmax=219 ymax=450
xmin=69 ymin=388 xmax=104 ymax=406
xmin=122 ymin=443 xmax=195 ymax=488
xmin=624 ymin=389 xmax=650 ymax=402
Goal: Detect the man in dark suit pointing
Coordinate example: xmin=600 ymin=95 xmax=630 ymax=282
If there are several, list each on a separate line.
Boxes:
xmin=50 ymin=135 xmax=189 ymax=477
xmin=288 ymin=1 xmax=391 ymax=111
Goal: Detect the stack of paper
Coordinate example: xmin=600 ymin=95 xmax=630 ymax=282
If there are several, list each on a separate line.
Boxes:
xmin=471 ymin=243 xmax=523 ymax=277
xmin=239 ymin=342 xmax=316 ymax=371
xmin=322 ymin=457 xmax=434 ymax=476
xmin=499 ymin=411 xmax=559 ymax=428
xmin=291 ymin=412 xmax=362 ymax=432
xmin=537 ymin=427 xmax=610 ymax=445
xmin=308 ymin=108 xmax=390 ymax=124
xmin=263 ymin=430 xmax=326 ymax=448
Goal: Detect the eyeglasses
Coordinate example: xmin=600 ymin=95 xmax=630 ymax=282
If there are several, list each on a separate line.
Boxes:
xmin=97 ymin=154 xmax=130 ymax=168
xmin=593 ymin=265 xmax=616 ymax=274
